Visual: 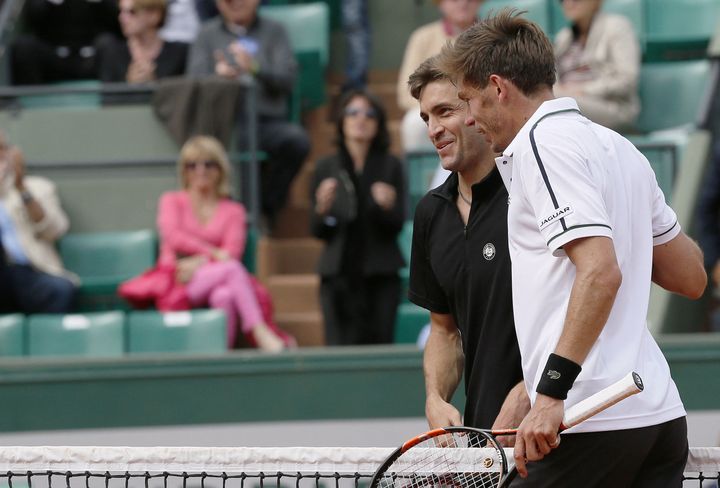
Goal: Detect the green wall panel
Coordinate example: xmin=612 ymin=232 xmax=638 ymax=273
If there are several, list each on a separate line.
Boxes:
xmin=0 ymin=338 xmax=717 ymax=433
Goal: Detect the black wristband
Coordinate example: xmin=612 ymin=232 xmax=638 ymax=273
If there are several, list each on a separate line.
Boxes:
xmin=536 ymin=353 xmax=582 ymax=400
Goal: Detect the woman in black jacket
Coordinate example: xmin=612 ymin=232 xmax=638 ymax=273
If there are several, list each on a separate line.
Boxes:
xmin=310 ymin=89 xmax=406 ymax=345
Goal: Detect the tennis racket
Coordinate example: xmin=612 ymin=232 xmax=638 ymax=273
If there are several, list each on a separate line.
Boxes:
xmin=370 ymin=371 xmax=644 ymax=488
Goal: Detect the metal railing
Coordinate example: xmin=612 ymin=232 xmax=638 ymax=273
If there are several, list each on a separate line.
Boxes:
xmin=0 ymin=78 xmax=263 ymax=227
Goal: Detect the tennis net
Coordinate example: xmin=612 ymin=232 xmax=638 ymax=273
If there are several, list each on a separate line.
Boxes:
xmin=0 ymin=447 xmax=716 ymax=488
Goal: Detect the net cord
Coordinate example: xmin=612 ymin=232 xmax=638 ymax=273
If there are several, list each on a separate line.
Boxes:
xmin=0 ymin=447 xmax=716 ymax=475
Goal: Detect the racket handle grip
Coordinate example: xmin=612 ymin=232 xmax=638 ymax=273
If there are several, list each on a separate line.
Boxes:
xmin=560 ymin=372 xmax=644 ymax=430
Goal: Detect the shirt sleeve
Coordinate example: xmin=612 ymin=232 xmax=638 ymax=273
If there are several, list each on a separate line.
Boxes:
xmin=408 ymin=199 xmax=450 ymax=314
xmin=519 ymin=127 xmax=613 ymax=256
xmin=650 ymin=168 xmax=681 ymax=246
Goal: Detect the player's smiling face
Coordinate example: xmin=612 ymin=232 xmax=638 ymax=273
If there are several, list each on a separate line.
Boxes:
xmin=419 ymin=79 xmax=487 ymax=173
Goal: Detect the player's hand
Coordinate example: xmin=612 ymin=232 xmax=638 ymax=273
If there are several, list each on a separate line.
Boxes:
xmin=315 ymin=177 xmax=338 ymax=216
xmin=425 ymin=394 xmax=462 ymax=430
xmin=491 ymin=383 xmax=531 ymax=447
xmin=513 ymin=394 xmax=563 ymax=478
xmin=370 ymin=182 xmax=396 ymax=210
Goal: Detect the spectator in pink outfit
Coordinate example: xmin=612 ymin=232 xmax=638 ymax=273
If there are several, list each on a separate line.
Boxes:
xmin=157 ymin=135 xmax=293 ymax=352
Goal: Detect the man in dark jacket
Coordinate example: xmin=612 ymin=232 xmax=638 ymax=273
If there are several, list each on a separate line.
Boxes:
xmin=187 ymin=0 xmax=309 ymax=229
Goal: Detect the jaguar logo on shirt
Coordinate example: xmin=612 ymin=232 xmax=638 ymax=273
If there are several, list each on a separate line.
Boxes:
xmin=483 ymin=243 xmax=496 ymax=261
xmin=538 ymin=205 xmax=574 ymax=231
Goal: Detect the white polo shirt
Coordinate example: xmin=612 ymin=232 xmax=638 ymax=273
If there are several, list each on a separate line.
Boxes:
xmin=495 ymin=98 xmax=686 ymax=433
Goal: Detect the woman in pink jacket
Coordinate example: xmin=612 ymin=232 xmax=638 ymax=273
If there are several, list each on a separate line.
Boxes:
xmin=157 ymin=135 xmax=291 ymax=352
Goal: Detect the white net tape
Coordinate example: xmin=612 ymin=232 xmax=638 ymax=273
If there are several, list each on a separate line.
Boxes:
xmin=0 ymin=446 xmax=716 ymax=475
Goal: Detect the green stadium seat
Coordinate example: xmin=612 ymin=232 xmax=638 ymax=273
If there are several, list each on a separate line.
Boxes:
xmin=260 ymin=2 xmax=330 ymax=116
xmin=398 ymin=220 xmax=413 ymax=304
xmin=635 ymin=59 xmax=712 ymax=133
xmin=18 ymin=80 xmax=102 ymax=110
xmin=550 ymin=0 xmax=643 ymax=46
xmin=394 ymin=303 xmax=429 ymax=344
xmin=406 ymin=151 xmax=441 ymax=214
xmin=242 ymin=225 xmax=259 ymax=274
xmin=126 ymin=310 xmax=227 ymax=354
xmin=645 ymin=0 xmax=720 ymax=60
xmin=480 ymin=0 xmax=552 ymax=34
xmin=629 ymin=130 xmax=690 ymax=205
xmin=59 ymin=230 xmax=157 ymax=310
xmin=0 ymin=314 xmax=25 ymax=357
xmin=26 ymin=311 xmax=125 ymax=357
xmin=260 ymin=2 xmax=330 ymax=65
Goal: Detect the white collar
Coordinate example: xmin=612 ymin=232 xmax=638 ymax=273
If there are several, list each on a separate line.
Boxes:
xmin=502 ymin=97 xmax=580 ymax=159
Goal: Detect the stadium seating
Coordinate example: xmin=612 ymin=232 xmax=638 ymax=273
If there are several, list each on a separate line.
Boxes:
xmin=0 ymin=314 xmax=25 ymax=357
xmin=645 ymin=0 xmax=720 ymax=61
xmin=260 ymin=2 xmax=330 ymax=118
xmin=479 ymin=0 xmax=552 ymax=34
xmin=26 ymin=311 xmax=125 ymax=357
xmin=398 ymin=220 xmax=413 ymax=304
xmin=406 ymin=151 xmax=441 ymax=214
xmin=126 ymin=309 xmax=227 ymax=354
xmin=635 ymin=59 xmax=712 ymax=134
xmin=59 ymin=229 xmax=157 ymax=310
xmin=394 ymin=303 xmax=429 ymax=345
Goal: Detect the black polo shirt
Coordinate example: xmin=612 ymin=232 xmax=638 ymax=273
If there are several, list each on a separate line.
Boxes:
xmin=409 ymin=168 xmax=523 ymax=428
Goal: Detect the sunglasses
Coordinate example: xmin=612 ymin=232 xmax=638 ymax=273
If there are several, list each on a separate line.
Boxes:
xmin=344 ymin=107 xmax=378 ymax=119
xmin=185 ymin=160 xmax=221 ymax=171
xmin=120 ymin=7 xmax=138 ymax=15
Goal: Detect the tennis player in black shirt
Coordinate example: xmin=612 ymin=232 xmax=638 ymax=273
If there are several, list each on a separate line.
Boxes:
xmin=407 ymin=56 xmax=525 ymax=435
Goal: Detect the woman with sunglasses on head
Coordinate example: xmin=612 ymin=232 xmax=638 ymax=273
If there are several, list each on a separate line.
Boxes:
xmin=95 ymin=0 xmax=188 ymax=85
xmin=553 ymin=0 xmax=640 ymax=131
xmin=310 ymin=90 xmax=406 ymax=346
xmin=155 ymin=135 xmax=294 ymax=352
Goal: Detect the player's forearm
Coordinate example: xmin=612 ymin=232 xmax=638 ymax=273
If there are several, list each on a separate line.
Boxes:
xmin=423 ymin=327 xmax=463 ymax=402
xmin=555 ymin=261 xmax=621 ymax=365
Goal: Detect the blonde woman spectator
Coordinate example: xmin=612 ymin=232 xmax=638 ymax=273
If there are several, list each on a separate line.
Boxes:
xmin=122 ymin=136 xmax=295 ymax=352
xmin=397 ymin=0 xmax=482 ymax=152
xmin=554 ymin=0 xmax=640 ymax=131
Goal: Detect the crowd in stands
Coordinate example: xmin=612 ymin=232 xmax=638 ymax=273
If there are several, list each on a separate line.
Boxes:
xmin=1 ymin=0 xmax=717 ymax=353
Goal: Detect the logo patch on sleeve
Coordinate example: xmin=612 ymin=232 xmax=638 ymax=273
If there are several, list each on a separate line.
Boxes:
xmin=538 ymin=205 xmax=574 ymax=231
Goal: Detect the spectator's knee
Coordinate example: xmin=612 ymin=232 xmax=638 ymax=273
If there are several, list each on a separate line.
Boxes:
xmin=208 ymin=286 xmax=233 ymax=308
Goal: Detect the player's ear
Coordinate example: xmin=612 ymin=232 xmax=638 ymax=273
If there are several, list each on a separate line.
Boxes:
xmin=490 ymin=75 xmax=512 ymax=102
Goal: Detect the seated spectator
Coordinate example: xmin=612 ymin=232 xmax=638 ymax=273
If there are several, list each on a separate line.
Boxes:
xmin=310 ymin=90 xmax=406 ymax=346
xmin=10 ymin=0 xmax=121 ymax=85
xmin=95 ymin=0 xmax=189 ymax=84
xmin=0 ymin=131 xmax=77 ymax=314
xmin=187 ymin=0 xmax=310 ymax=230
xmin=397 ymin=0 xmax=482 ymax=152
xmin=554 ymin=0 xmax=640 ymax=131
xmin=125 ymin=135 xmax=295 ymax=351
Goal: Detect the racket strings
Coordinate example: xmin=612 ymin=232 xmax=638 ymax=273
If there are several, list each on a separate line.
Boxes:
xmin=374 ymin=431 xmax=506 ymax=488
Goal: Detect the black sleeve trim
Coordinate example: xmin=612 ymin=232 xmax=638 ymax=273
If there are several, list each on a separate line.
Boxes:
xmin=653 ymin=220 xmax=678 ymax=239
xmin=546 ymin=223 xmax=613 ymax=247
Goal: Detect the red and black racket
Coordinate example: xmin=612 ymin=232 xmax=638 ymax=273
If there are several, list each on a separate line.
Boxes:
xmin=370 ymin=372 xmax=644 ymax=488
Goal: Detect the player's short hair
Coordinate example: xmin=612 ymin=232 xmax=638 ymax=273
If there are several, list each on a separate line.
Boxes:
xmin=134 ymin=0 xmax=168 ymax=28
xmin=437 ymin=8 xmax=556 ymax=96
xmin=407 ymin=55 xmax=449 ymax=101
